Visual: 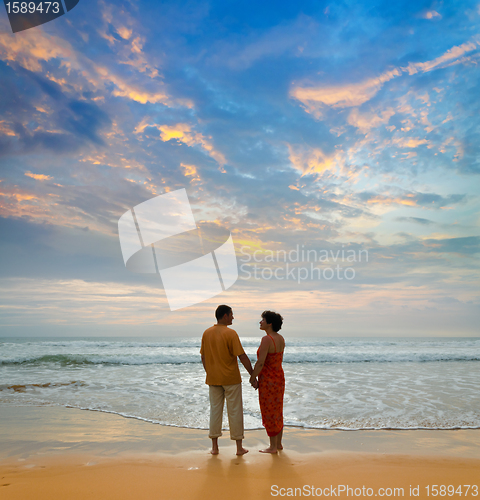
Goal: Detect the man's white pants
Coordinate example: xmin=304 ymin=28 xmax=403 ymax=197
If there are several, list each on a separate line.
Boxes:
xmin=209 ymin=384 xmax=244 ymax=440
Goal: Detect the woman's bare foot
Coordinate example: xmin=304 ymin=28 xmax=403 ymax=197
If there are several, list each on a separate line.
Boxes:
xmin=277 ymin=445 xmax=283 ymax=450
xmin=259 ymin=447 xmax=277 ymax=454
xmin=236 ymin=447 xmax=249 ymax=456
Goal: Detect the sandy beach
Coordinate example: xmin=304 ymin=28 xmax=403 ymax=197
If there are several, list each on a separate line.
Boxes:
xmin=1 ymin=405 xmax=479 ymax=500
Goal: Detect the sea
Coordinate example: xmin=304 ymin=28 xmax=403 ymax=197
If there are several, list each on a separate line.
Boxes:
xmin=1 ymin=337 xmax=479 ymax=431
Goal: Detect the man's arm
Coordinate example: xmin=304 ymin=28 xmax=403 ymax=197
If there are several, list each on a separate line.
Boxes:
xmin=238 ymin=353 xmax=253 ymax=375
xmin=201 ymin=354 xmax=206 ymax=372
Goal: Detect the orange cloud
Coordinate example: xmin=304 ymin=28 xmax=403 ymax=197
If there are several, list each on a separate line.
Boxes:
xmin=0 ymin=120 xmax=16 ymax=137
xmin=366 ymin=195 xmax=417 ymax=207
xmin=288 ymin=144 xmax=336 ymax=176
xmin=291 ymin=68 xmax=401 ymax=116
xmin=347 ymin=107 xmax=395 ymax=133
xmin=118 ymin=36 xmax=161 ymax=79
xmin=135 ymin=122 xmax=227 ymax=166
xmin=438 ymin=136 xmax=464 ymax=159
xmin=25 ymin=172 xmax=53 ymax=181
xmin=181 ymin=163 xmax=201 ymax=182
xmin=117 ymin=27 xmax=133 ymax=40
xmin=0 ymin=29 xmax=187 ymax=108
xmin=291 ymin=40 xmax=479 ymax=116
xmin=94 ymin=65 xmax=171 ymax=105
xmin=158 ymin=123 xmax=192 ymax=142
xmin=96 ymin=4 xmax=161 ymax=79
xmin=0 ymin=184 xmax=113 ymax=233
xmin=0 ymin=30 xmax=74 ymax=72
xmin=393 ymin=137 xmax=429 ymax=148
xmin=403 ymin=41 xmax=477 ymax=75
xmin=78 ymin=153 xmax=148 ymax=172
xmin=420 ymin=10 xmax=442 ymax=20
xmin=0 ymin=191 xmax=37 ymax=202
xmin=0 ymin=277 xmax=177 ymax=325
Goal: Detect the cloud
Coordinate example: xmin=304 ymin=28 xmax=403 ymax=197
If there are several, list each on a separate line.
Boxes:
xmin=61 ymin=100 xmax=111 ymax=146
xmin=392 ymin=137 xmax=429 ymax=148
xmin=422 ymin=236 xmax=480 ymax=255
xmin=0 ymin=3 xmax=477 ymax=338
xmin=347 ymin=107 xmax=395 ymax=133
xmin=0 ymin=120 xmax=16 ymax=137
xmin=25 ymin=172 xmax=53 ymax=181
xmin=357 ymin=191 xmax=466 ymax=209
xmin=1 ymin=126 xmax=88 ymax=156
xmin=210 ymin=15 xmax=319 ymax=70
xmin=117 ymin=36 xmax=160 ymax=78
xmin=0 ymin=88 xmax=112 ymax=155
xmin=117 ymin=27 xmax=133 ymax=40
xmin=0 ymin=30 xmax=74 ymax=73
xmin=0 ymin=159 xmax=165 ymax=233
xmin=0 ymin=277 xmax=174 ymax=330
xmin=181 ymin=163 xmax=200 ymax=182
xmin=419 ymin=10 xmax=442 ymax=20
xmin=27 ymin=72 xmax=64 ymax=100
xmin=290 ymin=40 xmax=479 ymax=116
xmin=396 ymin=217 xmax=434 ymax=225
xmin=0 ymin=188 xmax=38 ymax=203
xmin=403 ymin=42 xmax=478 ymax=75
xmin=291 ymin=68 xmax=401 ymax=116
xmin=287 ymin=144 xmax=337 ymax=176
xmin=0 ymin=28 xmax=185 ymax=107
xmin=90 ymin=64 xmax=185 ymax=106
xmin=361 ymin=193 xmax=417 ymax=207
xmin=135 ymin=121 xmax=227 ymax=166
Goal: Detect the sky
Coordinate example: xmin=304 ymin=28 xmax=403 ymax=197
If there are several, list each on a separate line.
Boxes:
xmin=0 ymin=0 xmax=479 ymax=337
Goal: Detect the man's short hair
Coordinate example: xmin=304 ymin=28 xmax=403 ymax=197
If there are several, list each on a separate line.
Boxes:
xmin=261 ymin=310 xmax=283 ymax=332
xmin=215 ymin=304 xmax=232 ymax=321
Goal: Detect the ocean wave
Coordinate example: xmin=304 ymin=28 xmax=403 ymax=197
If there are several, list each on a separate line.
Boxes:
xmin=3 ymin=402 xmax=479 ymax=431
xmin=74 ymin=406 xmax=480 ymax=431
xmin=0 ymin=339 xmax=202 ymax=349
xmin=2 ymin=337 xmax=479 ymax=350
xmin=0 ymin=354 xmax=201 ymax=366
xmin=1 ymin=352 xmax=479 ymax=366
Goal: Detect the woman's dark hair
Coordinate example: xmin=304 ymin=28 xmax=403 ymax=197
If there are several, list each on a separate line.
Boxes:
xmin=261 ymin=310 xmax=283 ymax=332
xmin=215 ymin=304 xmax=232 ymax=320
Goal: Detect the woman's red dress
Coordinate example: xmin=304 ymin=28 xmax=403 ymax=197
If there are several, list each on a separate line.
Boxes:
xmin=257 ymin=334 xmax=285 ymax=437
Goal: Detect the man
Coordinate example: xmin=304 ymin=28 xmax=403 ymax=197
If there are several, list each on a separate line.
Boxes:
xmin=200 ymin=304 xmax=254 ymax=455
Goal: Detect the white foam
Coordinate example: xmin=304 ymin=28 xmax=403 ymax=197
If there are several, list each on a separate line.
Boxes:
xmin=1 ymin=337 xmax=479 ymax=430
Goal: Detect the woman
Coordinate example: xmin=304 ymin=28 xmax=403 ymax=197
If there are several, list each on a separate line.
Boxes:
xmin=250 ymin=310 xmax=285 ymax=453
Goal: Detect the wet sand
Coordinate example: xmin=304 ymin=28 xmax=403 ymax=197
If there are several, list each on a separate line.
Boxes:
xmin=0 ymin=405 xmax=479 ymax=499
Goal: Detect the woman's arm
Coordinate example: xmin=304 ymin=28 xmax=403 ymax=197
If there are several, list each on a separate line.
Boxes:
xmin=249 ymin=336 xmax=271 ymax=384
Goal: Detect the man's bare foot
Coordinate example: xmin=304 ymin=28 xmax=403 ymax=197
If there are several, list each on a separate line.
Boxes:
xmin=236 ymin=447 xmax=249 ymax=456
xmin=210 ymin=448 xmax=219 ymax=455
xmin=259 ymin=447 xmax=277 ymax=454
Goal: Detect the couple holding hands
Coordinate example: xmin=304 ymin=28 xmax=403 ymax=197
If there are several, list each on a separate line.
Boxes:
xmin=200 ymin=305 xmax=285 ymax=455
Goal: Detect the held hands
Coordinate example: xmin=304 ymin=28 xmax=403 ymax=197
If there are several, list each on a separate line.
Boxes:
xmin=250 ymin=377 xmax=258 ymax=390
